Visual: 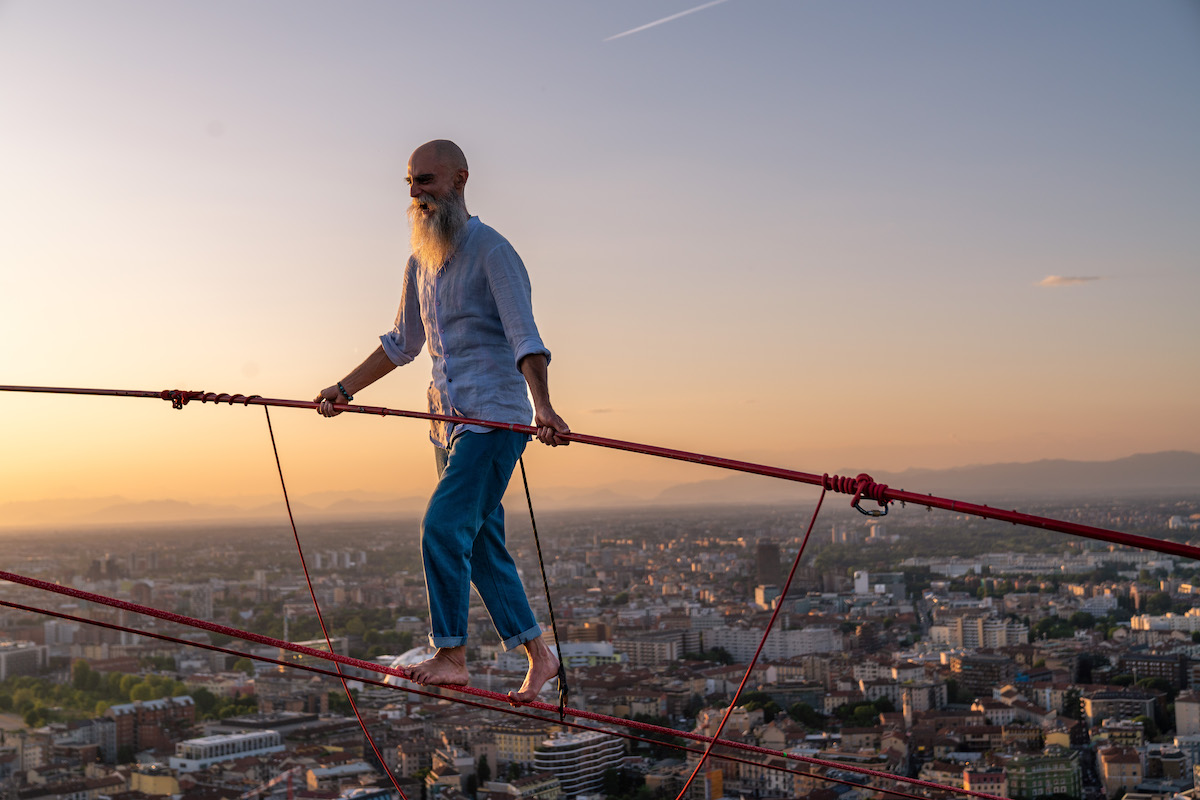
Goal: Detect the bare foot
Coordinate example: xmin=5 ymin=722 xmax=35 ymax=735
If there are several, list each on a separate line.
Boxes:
xmin=508 ymin=635 xmax=560 ymax=704
xmin=408 ymin=646 xmax=469 ymax=687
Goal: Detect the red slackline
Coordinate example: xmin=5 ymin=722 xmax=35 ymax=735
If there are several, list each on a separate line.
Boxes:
xmin=0 ymin=595 xmax=943 ymax=800
xmin=0 ymin=568 xmax=1008 ymax=800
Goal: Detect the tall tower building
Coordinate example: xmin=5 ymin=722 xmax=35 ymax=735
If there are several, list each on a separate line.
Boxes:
xmin=534 ymin=731 xmax=624 ymax=796
xmin=756 ymin=540 xmax=783 ymax=587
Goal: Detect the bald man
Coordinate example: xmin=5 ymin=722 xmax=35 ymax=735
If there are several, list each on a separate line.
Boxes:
xmin=315 ymin=139 xmax=569 ymax=703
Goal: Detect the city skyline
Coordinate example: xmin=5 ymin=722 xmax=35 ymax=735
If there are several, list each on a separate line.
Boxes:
xmin=3 ymin=497 xmax=1200 ymax=797
xmin=1 ymin=446 xmax=1197 ymax=532
xmin=2 ymin=1 xmax=1198 ymax=512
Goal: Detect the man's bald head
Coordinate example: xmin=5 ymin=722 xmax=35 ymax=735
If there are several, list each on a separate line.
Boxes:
xmin=414 ymin=139 xmax=467 ymax=172
xmin=407 ymin=139 xmax=469 ymax=204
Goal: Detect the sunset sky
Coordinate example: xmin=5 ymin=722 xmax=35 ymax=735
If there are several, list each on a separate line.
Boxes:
xmin=2 ymin=1 xmax=1198 ymax=512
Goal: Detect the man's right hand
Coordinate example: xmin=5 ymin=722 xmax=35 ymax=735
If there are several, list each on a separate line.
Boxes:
xmin=314 ymin=385 xmax=348 ymax=417
xmin=313 ymin=347 xmax=396 ymax=418
xmin=534 ymin=405 xmax=571 ymax=447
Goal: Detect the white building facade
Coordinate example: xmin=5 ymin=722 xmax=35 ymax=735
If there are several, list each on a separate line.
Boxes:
xmin=533 ymin=730 xmax=624 ymax=797
xmin=169 ymin=730 xmax=285 ymax=772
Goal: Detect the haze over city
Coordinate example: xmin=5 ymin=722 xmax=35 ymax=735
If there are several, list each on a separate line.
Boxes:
xmin=2 ymin=1 xmax=1198 ymax=515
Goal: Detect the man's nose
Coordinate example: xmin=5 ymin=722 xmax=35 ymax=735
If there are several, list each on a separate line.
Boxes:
xmin=410 ymin=184 xmax=421 ymax=198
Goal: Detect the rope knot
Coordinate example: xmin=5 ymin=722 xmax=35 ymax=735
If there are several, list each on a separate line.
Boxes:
xmin=162 ymin=391 xmax=263 ymax=407
xmin=161 ymin=389 xmax=202 ymax=409
xmin=821 ymin=472 xmax=891 ymax=516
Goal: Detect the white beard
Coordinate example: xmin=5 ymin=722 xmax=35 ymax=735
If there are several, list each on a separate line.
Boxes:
xmin=408 ymin=193 xmax=469 ymax=270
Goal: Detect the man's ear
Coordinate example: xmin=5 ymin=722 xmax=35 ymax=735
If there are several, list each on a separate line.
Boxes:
xmin=454 ymin=169 xmax=469 ymax=190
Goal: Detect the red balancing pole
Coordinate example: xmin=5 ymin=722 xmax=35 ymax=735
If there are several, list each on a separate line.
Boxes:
xmin=1 ymin=384 xmax=1195 ymax=561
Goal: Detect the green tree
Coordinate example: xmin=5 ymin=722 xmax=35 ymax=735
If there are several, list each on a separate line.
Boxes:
xmin=836 ymin=701 xmax=887 ymax=728
xmin=1136 ymin=677 xmax=1175 ymax=703
xmin=191 ymin=688 xmax=220 ymax=718
xmin=1145 ymin=592 xmax=1172 ymax=615
xmin=328 ymin=690 xmax=356 ymax=715
xmin=1032 ymin=617 xmax=1075 ymax=640
xmin=1062 ymin=687 xmax=1082 ymax=720
xmin=477 ymin=755 xmax=491 ymax=786
xmin=789 ymin=702 xmax=825 ymax=729
xmin=129 ymin=682 xmax=157 ymax=702
xmin=682 ymin=648 xmax=734 ymax=665
xmin=741 ymin=689 xmax=782 ymax=719
xmin=233 ymin=658 xmax=255 ymax=677
xmin=12 ymin=687 xmax=37 ymax=713
xmin=104 ymin=672 xmax=125 ymax=698
xmin=741 ymin=690 xmax=773 ymax=706
xmin=1134 ymin=714 xmax=1159 ymax=741
xmin=71 ymin=660 xmax=95 ymax=691
xmin=343 ymin=615 xmax=367 ymax=638
xmin=1068 ymin=611 xmax=1095 ymax=629
xmin=213 ymin=695 xmax=258 ymax=719
xmin=752 ymin=700 xmax=780 ymax=722
xmin=603 ymin=768 xmax=620 ymax=797
xmin=118 ymin=673 xmax=141 ymax=698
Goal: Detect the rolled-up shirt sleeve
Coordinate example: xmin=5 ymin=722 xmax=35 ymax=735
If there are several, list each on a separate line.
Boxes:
xmin=379 ymin=258 xmax=426 ymax=366
xmin=484 ymin=242 xmax=551 ymax=368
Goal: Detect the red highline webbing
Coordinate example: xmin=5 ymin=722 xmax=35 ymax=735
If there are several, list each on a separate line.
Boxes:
xmin=0 ymin=383 xmax=1191 ymax=560
xmin=0 ymin=595 xmax=939 ymax=800
xmin=0 ymin=568 xmax=1008 ymax=800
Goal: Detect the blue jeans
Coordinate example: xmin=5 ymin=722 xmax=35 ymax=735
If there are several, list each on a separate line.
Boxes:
xmin=422 ymin=430 xmax=541 ymax=650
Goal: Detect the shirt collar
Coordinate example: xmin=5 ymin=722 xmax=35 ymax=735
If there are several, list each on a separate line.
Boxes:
xmin=457 ymin=215 xmax=479 ymax=247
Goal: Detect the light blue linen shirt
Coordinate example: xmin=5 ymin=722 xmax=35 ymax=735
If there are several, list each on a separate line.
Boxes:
xmin=379 ymin=216 xmax=550 ymax=447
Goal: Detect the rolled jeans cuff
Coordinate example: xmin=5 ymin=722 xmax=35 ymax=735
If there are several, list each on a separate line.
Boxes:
xmin=500 ymin=624 xmax=544 ymax=652
xmin=428 ymin=634 xmax=468 ymax=648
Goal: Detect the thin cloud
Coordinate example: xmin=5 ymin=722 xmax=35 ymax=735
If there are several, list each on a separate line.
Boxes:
xmin=604 ymin=0 xmax=732 ymax=42
xmin=1036 ymin=275 xmax=1103 ymax=287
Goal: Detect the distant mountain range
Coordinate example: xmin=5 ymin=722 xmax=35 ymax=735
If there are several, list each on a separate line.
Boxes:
xmin=645 ymin=450 xmax=1200 ymax=508
xmin=2 ymin=451 xmax=1197 ymax=531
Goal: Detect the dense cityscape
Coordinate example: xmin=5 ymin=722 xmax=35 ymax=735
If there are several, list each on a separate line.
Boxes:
xmin=2 ymin=493 xmax=1200 ymax=800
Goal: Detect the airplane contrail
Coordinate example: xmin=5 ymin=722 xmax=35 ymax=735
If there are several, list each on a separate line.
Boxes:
xmin=604 ymin=0 xmax=733 ymax=42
